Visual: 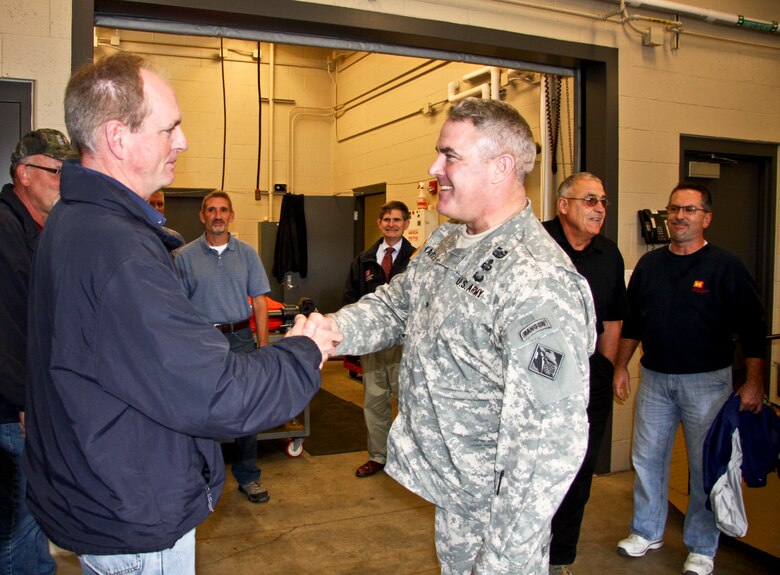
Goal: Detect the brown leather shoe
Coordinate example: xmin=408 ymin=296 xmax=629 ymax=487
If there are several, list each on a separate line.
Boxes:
xmin=355 ymin=460 xmax=385 ymax=477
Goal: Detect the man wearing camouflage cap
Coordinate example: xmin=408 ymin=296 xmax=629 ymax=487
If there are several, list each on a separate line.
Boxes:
xmin=0 ymin=128 xmax=76 ymax=574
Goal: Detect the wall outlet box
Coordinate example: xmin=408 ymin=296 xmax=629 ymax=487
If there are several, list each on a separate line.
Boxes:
xmin=274 ymin=183 xmax=287 ymax=193
xmin=643 ymin=27 xmax=663 ymax=47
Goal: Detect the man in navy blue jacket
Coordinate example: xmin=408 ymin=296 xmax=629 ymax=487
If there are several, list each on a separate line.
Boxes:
xmin=24 ymin=52 xmax=340 ymax=573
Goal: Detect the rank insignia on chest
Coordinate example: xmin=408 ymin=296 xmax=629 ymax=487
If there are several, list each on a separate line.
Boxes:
xmin=492 ymin=246 xmax=508 ymax=259
xmin=529 ymin=343 xmax=564 ymax=380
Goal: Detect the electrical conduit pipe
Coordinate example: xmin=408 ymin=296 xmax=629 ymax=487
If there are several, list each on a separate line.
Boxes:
xmin=621 ymin=0 xmax=778 ymax=33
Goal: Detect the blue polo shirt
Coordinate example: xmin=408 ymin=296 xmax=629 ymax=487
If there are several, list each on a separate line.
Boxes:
xmin=175 ymin=233 xmax=270 ymax=324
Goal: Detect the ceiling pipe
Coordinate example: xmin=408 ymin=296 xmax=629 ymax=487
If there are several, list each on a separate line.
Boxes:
xmin=447 ymin=81 xmax=490 ymax=102
xmin=287 ymin=107 xmax=335 ymax=198
xmin=448 ymin=66 xmax=501 ymax=102
xmin=267 ymin=43 xmax=276 ymax=222
xmin=462 ymin=66 xmax=501 ymax=100
xmin=507 ymin=70 xmax=540 ymax=85
xmin=620 ymin=0 xmax=778 ymax=34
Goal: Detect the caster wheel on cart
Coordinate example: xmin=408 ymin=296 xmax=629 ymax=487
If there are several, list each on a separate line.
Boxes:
xmin=286 ymin=439 xmax=304 ymax=458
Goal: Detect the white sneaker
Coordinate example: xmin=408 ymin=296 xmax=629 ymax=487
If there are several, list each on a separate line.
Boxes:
xmin=683 ymin=553 xmax=714 ymax=575
xmin=616 ymin=533 xmax=664 ymax=557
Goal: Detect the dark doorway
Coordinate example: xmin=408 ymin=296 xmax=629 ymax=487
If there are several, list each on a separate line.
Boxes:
xmin=679 ymin=136 xmax=777 ymax=313
xmin=265 ymin=196 xmax=354 ymax=314
xmin=0 ymin=80 xmax=33 ymax=182
xmin=162 ymin=188 xmax=214 ymax=243
xmin=352 ymin=183 xmax=387 ymax=256
xmin=680 ymin=136 xmax=777 ymax=398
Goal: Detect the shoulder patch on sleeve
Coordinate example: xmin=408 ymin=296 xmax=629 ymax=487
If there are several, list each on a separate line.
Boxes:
xmin=528 ymin=343 xmax=564 ymax=380
xmin=507 ymin=311 xmax=587 ymax=407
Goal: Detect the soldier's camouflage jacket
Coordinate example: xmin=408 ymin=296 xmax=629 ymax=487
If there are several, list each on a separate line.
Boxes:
xmin=331 ymin=202 xmax=596 ymax=574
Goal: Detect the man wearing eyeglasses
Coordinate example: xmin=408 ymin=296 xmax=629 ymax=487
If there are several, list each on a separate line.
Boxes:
xmin=0 ymin=129 xmax=77 ymax=574
xmin=542 ymin=173 xmax=628 ymax=575
xmin=613 ymin=182 xmax=765 ymax=575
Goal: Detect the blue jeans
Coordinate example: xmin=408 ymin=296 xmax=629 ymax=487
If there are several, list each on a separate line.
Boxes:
xmin=223 ymin=328 xmax=261 ymax=486
xmin=630 ymin=366 xmax=732 ymax=557
xmin=0 ymin=421 xmax=56 ymax=575
xmin=79 ymin=528 xmax=195 ymax=574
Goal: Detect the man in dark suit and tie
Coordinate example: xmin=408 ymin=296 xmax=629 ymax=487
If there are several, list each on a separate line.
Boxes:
xmin=344 ymin=201 xmax=416 ymax=477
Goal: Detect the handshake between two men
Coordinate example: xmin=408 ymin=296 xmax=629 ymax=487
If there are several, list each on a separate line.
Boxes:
xmin=287 ymin=312 xmax=343 ymax=367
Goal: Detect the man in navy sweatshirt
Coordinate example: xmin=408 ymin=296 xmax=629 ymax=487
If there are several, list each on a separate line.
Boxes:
xmin=613 ymin=181 xmax=765 ymax=575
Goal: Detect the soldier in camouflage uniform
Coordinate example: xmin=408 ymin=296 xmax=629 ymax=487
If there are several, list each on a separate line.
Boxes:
xmin=307 ymin=98 xmax=596 ymax=574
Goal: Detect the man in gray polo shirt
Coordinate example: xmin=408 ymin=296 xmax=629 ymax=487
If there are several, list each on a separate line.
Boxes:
xmin=175 ymin=191 xmax=271 ymax=504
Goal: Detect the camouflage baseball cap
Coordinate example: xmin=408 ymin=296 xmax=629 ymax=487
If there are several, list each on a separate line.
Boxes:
xmin=11 ymin=129 xmax=78 ymax=163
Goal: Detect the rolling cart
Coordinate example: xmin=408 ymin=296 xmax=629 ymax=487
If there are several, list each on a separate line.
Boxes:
xmin=256 ymin=410 xmax=309 ymax=458
xmin=253 ymin=296 xmax=316 ymax=457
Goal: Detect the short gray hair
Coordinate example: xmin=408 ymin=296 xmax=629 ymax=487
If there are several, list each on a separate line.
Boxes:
xmin=447 ymin=98 xmax=536 ymax=183
xmin=65 ymin=53 xmax=151 ymax=155
xmin=556 ymin=172 xmax=604 ymax=197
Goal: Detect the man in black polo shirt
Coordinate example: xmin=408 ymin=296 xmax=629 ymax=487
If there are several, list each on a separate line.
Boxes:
xmin=542 ymin=172 xmax=628 ymax=575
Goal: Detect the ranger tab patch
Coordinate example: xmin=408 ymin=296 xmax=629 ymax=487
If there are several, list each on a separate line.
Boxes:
xmin=519 ymin=318 xmax=551 ymax=341
xmin=529 ymin=343 xmax=564 ymax=380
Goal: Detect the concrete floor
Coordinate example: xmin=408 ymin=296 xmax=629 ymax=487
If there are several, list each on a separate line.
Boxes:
xmin=55 ymin=361 xmax=779 ymax=574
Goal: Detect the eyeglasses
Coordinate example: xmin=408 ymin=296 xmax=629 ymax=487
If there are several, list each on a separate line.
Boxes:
xmin=563 ymin=196 xmax=609 ymax=208
xmin=23 ymin=164 xmax=62 ymax=176
xmin=666 ymin=204 xmax=709 ymax=215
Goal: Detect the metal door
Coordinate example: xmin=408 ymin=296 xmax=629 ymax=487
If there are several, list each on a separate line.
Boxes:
xmin=0 ymin=81 xmax=33 ymax=182
xmin=681 ymin=136 xmax=778 ymax=399
xmin=680 ymin=136 xmax=777 ymax=310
